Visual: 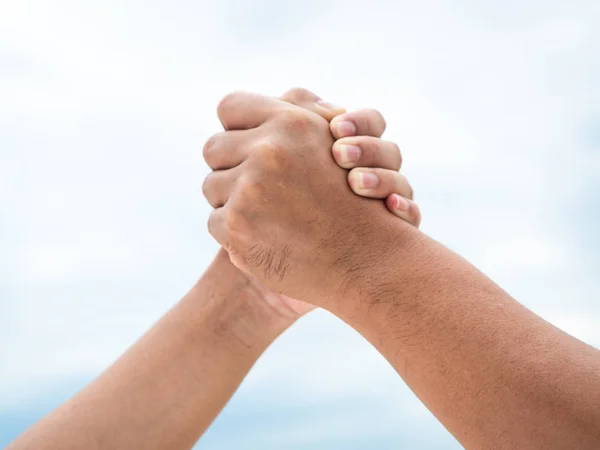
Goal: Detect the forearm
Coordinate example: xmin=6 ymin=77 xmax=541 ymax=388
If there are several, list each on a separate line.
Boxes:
xmin=332 ymin=221 xmax=600 ymax=449
xmin=7 ymin=251 xmax=295 ymax=450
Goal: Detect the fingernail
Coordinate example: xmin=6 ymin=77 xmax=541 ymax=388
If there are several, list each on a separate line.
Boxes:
xmin=316 ymin=99 xmax=345 ymax=111
xmin=338 ymin=144 xmax=361 ymax=164
xmin=333 ymin=120 xmax=356 ymax=137
xmin=359 ymin=172 xmax=379 ymax=189
xmin=394 ymin=194 xmax=410 ymax=212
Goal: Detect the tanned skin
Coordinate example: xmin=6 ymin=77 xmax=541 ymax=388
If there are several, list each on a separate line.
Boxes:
xmin=204 ymin=90 xmax=600 ymax=449
xmin=7 ymin=89 xmax=419 ymax=450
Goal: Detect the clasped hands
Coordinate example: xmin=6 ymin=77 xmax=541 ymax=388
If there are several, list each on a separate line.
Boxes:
xmin=11 ymin=88 xmax=598 ymax=450
xmin=202 ymin=87 xmax=421 ymax=317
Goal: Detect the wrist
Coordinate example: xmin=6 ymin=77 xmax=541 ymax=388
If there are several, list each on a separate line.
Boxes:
xmin=186 ymin=249 xmax=298 ymax=353
xmin=326 ymin=217 xmax=424 ymax=319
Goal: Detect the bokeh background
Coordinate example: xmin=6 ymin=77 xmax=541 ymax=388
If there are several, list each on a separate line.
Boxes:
xmin=1 ymin=0 xmax=599 ymax=448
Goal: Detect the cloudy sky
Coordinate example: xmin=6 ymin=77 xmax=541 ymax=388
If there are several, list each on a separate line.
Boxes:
xmin=1 ymin=0 xmax=599 ymax=448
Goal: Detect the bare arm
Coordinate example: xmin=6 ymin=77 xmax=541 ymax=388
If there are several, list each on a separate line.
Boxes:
xmin=203 ymin=91 xmax=600 ymax=450
xmin=7 ymin=89 xmax=419 ymax=449
xmin=7 ymin=250 xmax=298 ymax=450
xmin=331 ymin=222 xmax=600 ymax=449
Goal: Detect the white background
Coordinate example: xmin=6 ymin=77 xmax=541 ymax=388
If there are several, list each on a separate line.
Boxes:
xmin=1 ymin=1 xmax=599 ymax=448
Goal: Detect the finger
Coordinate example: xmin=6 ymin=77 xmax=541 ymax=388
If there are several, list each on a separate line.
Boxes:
xmin=207 ymin=207 xmax=229 ymax=249
xmin=330 ymin=108 xmax=386 ymax=139
xmin=203 ymin=129 xmax=259 ymax=170
xmin=332 ymin=136 xmax=402 ymax=170
xmin=202 ymin=168 xmax=239 ymax=208
xmin=347 ymin=168 xmax=413 ymax=199
xmin=280 ymin=87 xmax=346 ymax=122
xmin=217 ymin=91 xmax=282 ymax=130
xmin=385 ymin=194 xmax=422 ymax=228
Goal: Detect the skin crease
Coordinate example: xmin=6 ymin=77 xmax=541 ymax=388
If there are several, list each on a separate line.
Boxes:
xmin=6 ymin=90 xmax=420 ymax=450
xmin=206 ymin=91 xmax=600 ymax=449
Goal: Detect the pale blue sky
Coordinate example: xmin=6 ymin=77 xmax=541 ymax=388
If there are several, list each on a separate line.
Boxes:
xmin=1 ymin=0 xmax=599 ymax=448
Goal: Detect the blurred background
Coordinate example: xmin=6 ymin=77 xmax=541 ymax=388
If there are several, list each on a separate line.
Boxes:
xmin=1 ymin=0 xmax=599 ymax=448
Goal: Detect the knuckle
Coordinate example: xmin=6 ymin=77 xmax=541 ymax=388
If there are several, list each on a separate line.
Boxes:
xmin=277 ymin=108 xmax=318 ymax=131
xmin=393 ymin=172 xmax=412 ymax=199
xmin=376 ymin=109 xmax=387 ymax=126
xmin=254 ymin=137 xmax=282 ymax=156
xmin=202 ymin=134 xmax=220 ymax=167
xmin=217 ymin=91 xmax=240 ymax=113
xmin=207 ymin=209 xmax=222 ymax=236
xmin=224 ymin=206 xmax=241 ymax=230
xmin=201 ymin=173 xmax=215 ymax=198
xmin=253 ymin=138 xmax=287 ymax=169
xmin=216 ymin=91 xmax=243 ymax=125
xmin=354 ymin=108 xmax=386 ymax=136
xmin=281 ymin=87 xmax=312 ymax=103
xmin=358 ymin=137 xmax=379 ymax=162
xmin=370 ymin=108 xmax=386 ymax=128
xmin=383 ymin=141 xmax=402 ymax=170
xmin=236 ymin=174 xmax=263 ymax=199
xmin=369 ymin=109 xmax=387 ymax=135
xmin=235 ymin=174 xmax=253 ymax=192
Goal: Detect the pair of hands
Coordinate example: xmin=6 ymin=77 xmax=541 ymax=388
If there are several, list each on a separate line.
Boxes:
xmin=12 ymin=90 xmax=597 ymax=450
xmin=203 ymin=88 xmax=421 ymax=314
